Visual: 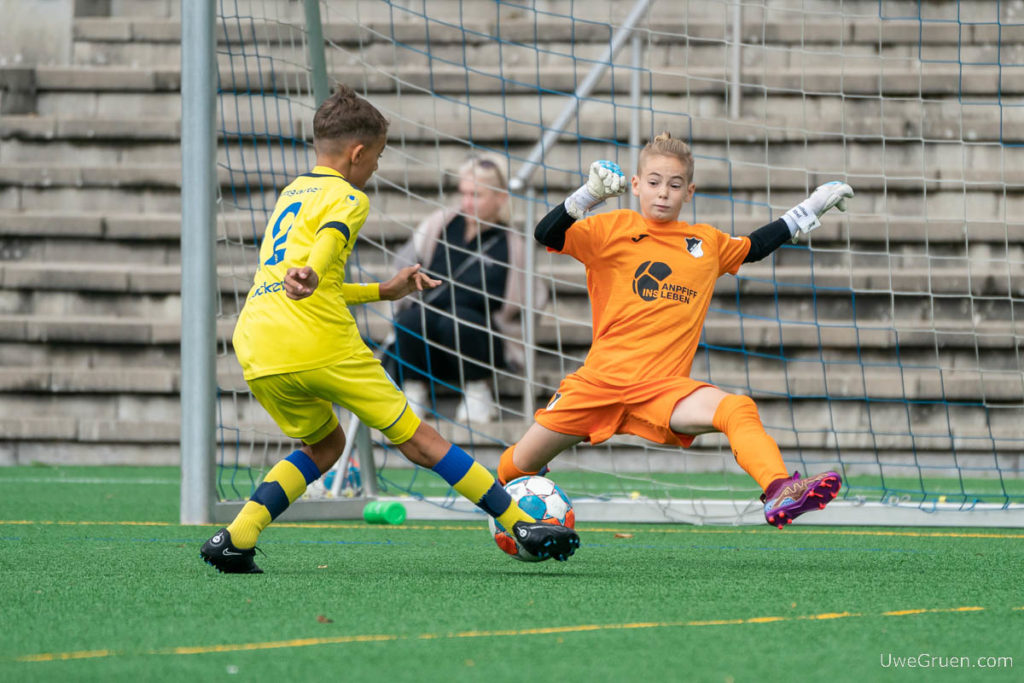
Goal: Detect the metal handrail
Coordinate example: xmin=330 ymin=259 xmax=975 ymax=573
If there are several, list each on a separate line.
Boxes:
xmin=509 ymin=0 xmax=654 ymax=193
xmin=513 ymin=0 xmax=653 ymax=416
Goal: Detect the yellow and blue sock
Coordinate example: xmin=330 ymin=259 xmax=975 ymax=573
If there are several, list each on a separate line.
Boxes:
xmin=226 ymin=449 xmax=321 ymax=549
xmin=432 ymin=444 xmax=534 ymax=530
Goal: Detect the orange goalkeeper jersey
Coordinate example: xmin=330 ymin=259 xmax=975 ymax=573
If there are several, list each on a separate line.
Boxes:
xmin=558 ymin=209 xmax=751 ymax=386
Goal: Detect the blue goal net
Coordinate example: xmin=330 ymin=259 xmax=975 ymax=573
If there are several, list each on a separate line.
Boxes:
xmin=208 ymin=0 xmax=1024 ymax=524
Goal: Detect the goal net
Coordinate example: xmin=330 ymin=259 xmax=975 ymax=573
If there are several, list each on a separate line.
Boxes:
xmin=202 ymin=0 xmax=1024 ymax=526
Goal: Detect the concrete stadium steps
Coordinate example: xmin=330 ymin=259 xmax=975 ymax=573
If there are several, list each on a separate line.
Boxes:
xmin=0 ymin=210 xmax=262 ymax=258
xmin=10 ymin=93 xmax=1019 ymax=147
xmin=32 ymin=61 xmax=983 ymax=100
xmin=5 ymin=352 xmax=1017 ymax=402
xmin=0 ymin=207 xmax=1001 ymax=249
xmin=3 ymin=331 xmax=1012 ymax=385
xmin=0 ymin=298 xmax=1016 ymax=402
xmin=1 ymin=304 xmax=1015 ymax=362
xmin=3 ymin=129 xmax=1017 ymax=191
xmin=1 ymin=398 xmax=1019 ymax=469
xmin=1 ymin=160 xmax=1018 ymax=226
xmin=1 ymin=410 xmax=1019 ymax=464
xmin=67 ymin=11 xmax=1024 ymax=61
xmin=14 ymin=64 xmax=1024 ymax=143
xmin=73 ymin=12 xmax=982 ymax=47
xmin=5 ymin=438 xmax=1018 ymax=477
xmin=9 ymin=105 xmax=1011 ymax=167
xmin=0 ymin=340 xmax=178 ymax=370
xmin=2 ymin=208 xmax=1018 ymax=263
xmin=1 ymin=2 xmax=1020 ymax=468
xmin=0 ymin=314 xmax=1018 ymax=403
xmin=2 ymin=255 xmax=1021 ymax=327
xmin=75 ymin=0 xmax=1012 ymax=23
xmin=68 ymin=15 xmax=1024 ymax=73
xmin=0 ymin=308 xmax=1018 ymax=380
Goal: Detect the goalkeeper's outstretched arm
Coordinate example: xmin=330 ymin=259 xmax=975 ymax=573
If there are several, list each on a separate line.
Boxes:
xmin=536 ymin=160 xmax=627 ymax=250
xmin=535 ymin=202 xmax=575 ymax=251
xmin=744 ymin=181 xmax=854 ymax=263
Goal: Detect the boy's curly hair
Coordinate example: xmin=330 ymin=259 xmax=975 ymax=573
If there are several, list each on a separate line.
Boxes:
xmin=639 ymin=132 xmax=694 ymax=183
xmin=313 ymin=83 xmax=389 ymax=155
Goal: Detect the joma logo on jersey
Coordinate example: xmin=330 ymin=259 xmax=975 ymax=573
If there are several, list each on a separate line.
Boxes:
xmin=632 ymin=261 xmax=699 ymax=304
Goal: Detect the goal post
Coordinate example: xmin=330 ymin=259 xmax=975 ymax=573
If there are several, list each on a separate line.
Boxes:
xmin=182 ymin=0 xmax=1024 ymax=527
xmin=180 ymin=0 xmax=382 ymax=524
xmin=179 ymin=0 xmax=217 ymax=525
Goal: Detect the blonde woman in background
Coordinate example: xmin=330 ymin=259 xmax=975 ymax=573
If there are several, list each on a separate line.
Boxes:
xmin=384 ymin=154 xmax=530 ymax=423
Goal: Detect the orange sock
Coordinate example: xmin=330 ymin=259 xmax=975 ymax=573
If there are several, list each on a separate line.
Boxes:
xmin=497 ymin=445 xmax=538 ymax=485
xmin=712 ymin=394 xmax=789 ymax=492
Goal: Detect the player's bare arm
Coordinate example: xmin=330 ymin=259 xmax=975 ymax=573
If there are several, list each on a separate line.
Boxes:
xmin=379 ymin=263 xmax=442 ymax=301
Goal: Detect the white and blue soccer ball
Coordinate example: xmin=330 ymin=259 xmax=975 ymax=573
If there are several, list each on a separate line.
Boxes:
xmin=488 ymin=475 xmax=575 ymax=562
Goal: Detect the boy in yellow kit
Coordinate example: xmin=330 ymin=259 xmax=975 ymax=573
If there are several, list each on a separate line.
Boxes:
xmin=200 ymin=85 xmax=578 ymax=572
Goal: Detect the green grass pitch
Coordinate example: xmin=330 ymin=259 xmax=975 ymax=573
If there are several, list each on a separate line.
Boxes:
xmin=0 ymin=465 xmax=1020 ymax=682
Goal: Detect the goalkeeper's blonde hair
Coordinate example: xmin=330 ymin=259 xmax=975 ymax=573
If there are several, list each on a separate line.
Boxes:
xmin=639 ymin=132 xmax=694 ymax=183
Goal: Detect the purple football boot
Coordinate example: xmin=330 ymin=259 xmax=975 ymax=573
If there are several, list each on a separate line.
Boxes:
xmin=761 ymin=471 xmax=842 ymax=529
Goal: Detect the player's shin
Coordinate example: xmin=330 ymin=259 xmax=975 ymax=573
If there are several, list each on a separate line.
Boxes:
xmin=226 ymin=449 xmax=321 ymax=548
xmin=711 ymin=394 xmax=789 ymax=492
xmin=432 ymin=444 xmax=534 ymax=528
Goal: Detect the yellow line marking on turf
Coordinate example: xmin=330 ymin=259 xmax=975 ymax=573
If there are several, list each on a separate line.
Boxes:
xmin=17 ymin=650 xmax=115 ymax=662
xmin=167 ymin=633 xmax=399 ymax=655
xmin=14 ymin=605 xmax=1009 ymax=664
xmin=883 ymin=609 xmax=928 ymax=616
xmin=798 ymin=611 xmax=855 ymax=621
xmin=744 ymin=616 xmax=786 ymax=624
xmin=1 ymin=519 xmax=1022 ymax=541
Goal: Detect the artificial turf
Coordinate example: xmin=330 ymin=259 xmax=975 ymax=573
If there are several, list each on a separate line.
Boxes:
xmin=0 ymin=465 xmax=1020 ymax=682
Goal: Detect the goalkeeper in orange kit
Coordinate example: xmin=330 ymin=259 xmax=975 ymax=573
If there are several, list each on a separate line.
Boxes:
xmin=499 ymin=133 xmax=854 ymax=528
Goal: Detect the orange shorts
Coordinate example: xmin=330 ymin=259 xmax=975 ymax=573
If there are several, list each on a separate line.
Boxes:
xmin=534 ymin=372 xmax=711 ymax=447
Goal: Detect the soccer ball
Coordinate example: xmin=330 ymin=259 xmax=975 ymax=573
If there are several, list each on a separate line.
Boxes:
xmin=488 ymin=476 xmax=575 ymax=562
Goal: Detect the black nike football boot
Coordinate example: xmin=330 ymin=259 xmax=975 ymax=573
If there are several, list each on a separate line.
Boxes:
xmin=199 ymin=527 xmax=263 ymax=574
xmin=511 ymin=521 xmax=580 ymax=561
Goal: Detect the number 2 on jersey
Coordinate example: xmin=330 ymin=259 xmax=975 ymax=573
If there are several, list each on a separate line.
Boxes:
xmin=263 ymin=201 xmax=302 ymax=266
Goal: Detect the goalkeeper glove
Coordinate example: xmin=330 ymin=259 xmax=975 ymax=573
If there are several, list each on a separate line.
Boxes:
xmin=564 ymin=160 xmax=627 ymax=220
xmin=782 ymin=181 xmax=854 ymax=235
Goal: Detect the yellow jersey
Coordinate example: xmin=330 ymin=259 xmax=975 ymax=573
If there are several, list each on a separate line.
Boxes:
xmin=232 ymin=166 xmax=382 ymax=380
